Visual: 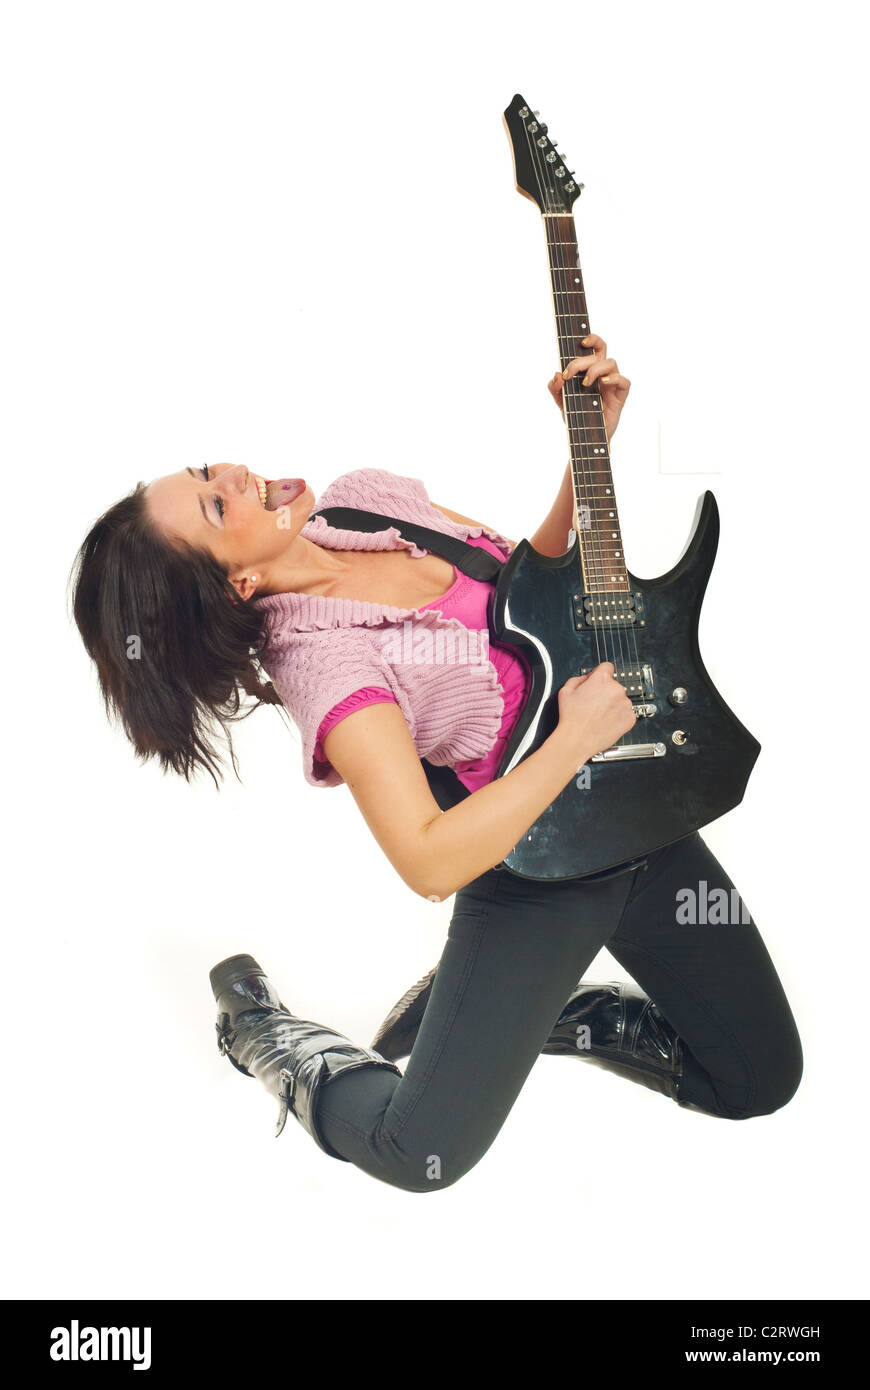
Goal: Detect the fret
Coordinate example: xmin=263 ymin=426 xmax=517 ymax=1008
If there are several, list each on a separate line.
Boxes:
xmin=543 ymin=214 xmax=626 ymax=591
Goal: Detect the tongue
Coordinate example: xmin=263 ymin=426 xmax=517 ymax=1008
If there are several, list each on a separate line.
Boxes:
xmin=263 ymin=478 xmax=305 ymax=511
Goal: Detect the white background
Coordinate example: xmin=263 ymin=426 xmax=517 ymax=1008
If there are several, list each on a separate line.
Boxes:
xmin=3 ymin=0 xmax=868 ymax=1301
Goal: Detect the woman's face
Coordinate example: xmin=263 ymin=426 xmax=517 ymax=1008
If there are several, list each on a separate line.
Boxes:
xmin=144 ymin=464 xmax=315 ymax=592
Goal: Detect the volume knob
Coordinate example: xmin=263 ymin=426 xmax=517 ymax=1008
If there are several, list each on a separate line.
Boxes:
xmin=669 ymin=687 xmax=688 ymax=705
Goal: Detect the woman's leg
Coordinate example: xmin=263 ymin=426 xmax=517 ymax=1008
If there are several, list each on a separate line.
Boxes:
xmin=605 ymin=832 xmax=803 ymax=1119
xmin=315 ymin=861 xmax=648 ymax=1192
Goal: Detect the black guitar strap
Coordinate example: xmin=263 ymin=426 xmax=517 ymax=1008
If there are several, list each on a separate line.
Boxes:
xmin=309 ymin=506 xmax=505 ymax=583
xmin=309 ymin=504 xmax=506 ymax=812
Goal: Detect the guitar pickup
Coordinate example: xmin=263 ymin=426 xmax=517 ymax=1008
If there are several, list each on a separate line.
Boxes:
xmin=573 ymin=590 xmax=645 ymax=630
xmin=581 ymin=663 xmax=655 ymax=699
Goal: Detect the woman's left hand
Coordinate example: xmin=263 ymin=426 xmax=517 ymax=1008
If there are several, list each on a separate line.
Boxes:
xmin=547 ymin=333 xmax=631 ymax=439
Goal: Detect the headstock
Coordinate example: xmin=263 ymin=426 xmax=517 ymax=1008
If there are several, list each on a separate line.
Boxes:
xmin=502 ymin=93 xmax=584 ymax=214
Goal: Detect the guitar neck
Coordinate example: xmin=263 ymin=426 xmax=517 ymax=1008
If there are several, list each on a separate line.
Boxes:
xmin=545 ymin=212 xmax=628 ymax=595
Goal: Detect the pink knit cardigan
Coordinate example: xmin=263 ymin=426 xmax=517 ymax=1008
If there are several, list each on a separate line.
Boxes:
xmin=252 ymin=467 xmax=516 ymax=788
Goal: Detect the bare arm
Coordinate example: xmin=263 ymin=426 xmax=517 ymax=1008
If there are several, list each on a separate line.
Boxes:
xmin=429 ymin=501 xmax=516 ymax=551
xmin=323 ymin=702 xmax=593 ymax=901
xmin=528 ymin=461 xmax=575 ymax=557
xmin=433 ymin=475 xmax=575 ymax=559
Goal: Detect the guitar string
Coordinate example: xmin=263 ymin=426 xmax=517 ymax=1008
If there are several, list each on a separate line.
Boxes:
xmin=519 ymin=111 xmax=616 ymax=756
xmin=524 ymin=113 xmax=637 ymax=747
xmin=523 ymin=113 xmax=628 ymax=751
xmin=525 ymin=108 xmax=644 ymax=748
xmin=541 ymin=123 xmax=643 ymax=742
xmin=520 ymin=112 xmax=609 ymax=680
xmin=570 ymin=249 xmax=637 ymax=741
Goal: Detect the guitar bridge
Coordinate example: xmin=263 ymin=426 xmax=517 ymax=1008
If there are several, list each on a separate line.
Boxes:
xmin=573 ymin=590 xmax=645 ymax=630
xmin=591 ymin=742 xmax=667 ymax=762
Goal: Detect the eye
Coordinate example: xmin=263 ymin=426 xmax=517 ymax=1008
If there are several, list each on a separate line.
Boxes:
xmin=200 ymin=465 xmax=224 ymax=520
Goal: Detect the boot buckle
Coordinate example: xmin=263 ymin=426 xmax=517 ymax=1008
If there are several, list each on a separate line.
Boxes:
xmin=275 ymin=1068 xmax=297 ymax=1138
xmin=216 ymin=1015 xmax=234 ymax=1056
xmin=215 ymin=1015 xmax=254 ymax=1078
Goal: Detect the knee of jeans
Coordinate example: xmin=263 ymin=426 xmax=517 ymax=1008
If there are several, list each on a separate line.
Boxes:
xmin=367 ymin=1156 xmax=480 ymax=1194
xmin=372 ymin=1124 xmax=489 ymax=1193
xmin=721 ymin=1040 xmax=804 ymax=1120
xmin=395 ymin=1167 xmax=473 ymax=1194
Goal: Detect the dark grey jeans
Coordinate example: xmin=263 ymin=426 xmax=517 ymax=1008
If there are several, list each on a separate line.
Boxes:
xmin=316 ymin=831 xmax=803 ymax=1193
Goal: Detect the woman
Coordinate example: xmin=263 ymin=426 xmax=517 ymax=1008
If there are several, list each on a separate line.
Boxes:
xmin=69 ymin=334 xmax=803 ymax=1194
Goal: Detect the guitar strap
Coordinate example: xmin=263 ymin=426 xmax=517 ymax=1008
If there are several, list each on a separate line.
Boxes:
xmin=310 ymin=504 xmax=505 ymax=813
xmin=309 ymin=506 xmax=505 ymax=582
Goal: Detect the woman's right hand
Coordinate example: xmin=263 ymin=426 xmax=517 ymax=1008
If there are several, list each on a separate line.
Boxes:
xmin=556 ymin=662 xmax=637 ymax=759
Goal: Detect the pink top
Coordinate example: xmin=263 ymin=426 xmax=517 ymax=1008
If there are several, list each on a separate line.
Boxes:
xmin=253 ymin=466 xmax=536 ymax=790
xmin=313 ymin=533 xmax=530 ymax=791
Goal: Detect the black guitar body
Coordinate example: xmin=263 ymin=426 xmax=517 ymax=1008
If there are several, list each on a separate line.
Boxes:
xmin=489 ymin=491 xmax=761 ymax=881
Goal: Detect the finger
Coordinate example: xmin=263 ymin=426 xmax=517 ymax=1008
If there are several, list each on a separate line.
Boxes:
xmin=599 ymin=372 xmax=631 ymax=395
xmin=561 ymin=348 xmax=600 ymax=376
xmin=581 ymin=357 xmax=619 ymax=387
xmin=567 ymin=333 xmax=605 ymax=366
xmin=561 ymin=354 xmax=595 ymax=377
xmin=548 ymin=374 xmax=564 ymax=404
xmin=563 ymin=350 xmax=614 ymax=383
xmin=560 ymin=334 xmax=607 ymax=376
xmin=563 ymin=356 xmax=618 ymax=386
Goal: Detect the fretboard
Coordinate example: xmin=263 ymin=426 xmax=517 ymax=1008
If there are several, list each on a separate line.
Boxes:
xmin=545 ymin=212 xmax=628 ymax=594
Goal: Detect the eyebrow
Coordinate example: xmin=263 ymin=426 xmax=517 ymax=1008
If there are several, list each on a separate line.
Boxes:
xmin=185 ymin=467 xmax=218 ymax=528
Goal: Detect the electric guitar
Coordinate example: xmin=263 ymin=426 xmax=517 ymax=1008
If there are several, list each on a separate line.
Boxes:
xmin=490 ymin=93 xmax=761 ymax=880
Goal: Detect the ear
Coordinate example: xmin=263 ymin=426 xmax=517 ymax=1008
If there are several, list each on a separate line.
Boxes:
xmin=229 ymin=572 xmax=260 ymax=602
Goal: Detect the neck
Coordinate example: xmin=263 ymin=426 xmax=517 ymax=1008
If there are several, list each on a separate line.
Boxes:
xmin=545 ymin=212 xmax=628 ymax=596
xmin=256 ymin=534 xmax=350 ymax=599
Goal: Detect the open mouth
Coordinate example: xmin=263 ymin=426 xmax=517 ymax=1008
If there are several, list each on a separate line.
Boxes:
xmin=254 ymin=476 xmax=307 ymax=510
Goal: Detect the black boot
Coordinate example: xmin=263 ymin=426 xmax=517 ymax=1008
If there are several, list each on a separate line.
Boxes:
xmin=370 ymin=966 xmax=439 ymax=1065
xmin=543 ymin=979 xmax=685 ymax=1101
xmin=371 ymin=968 xmax=684 ymax=1102
xmin=211 ymin=954 xmax=402 ymax=1161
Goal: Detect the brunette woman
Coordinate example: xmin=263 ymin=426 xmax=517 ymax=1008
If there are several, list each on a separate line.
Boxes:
xmin=69 ymin=336 xmax=802 ymax=1193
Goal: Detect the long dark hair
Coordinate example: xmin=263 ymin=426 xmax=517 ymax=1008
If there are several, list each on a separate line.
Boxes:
xmin=68 ymin=481 xmax=287 ymax=788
